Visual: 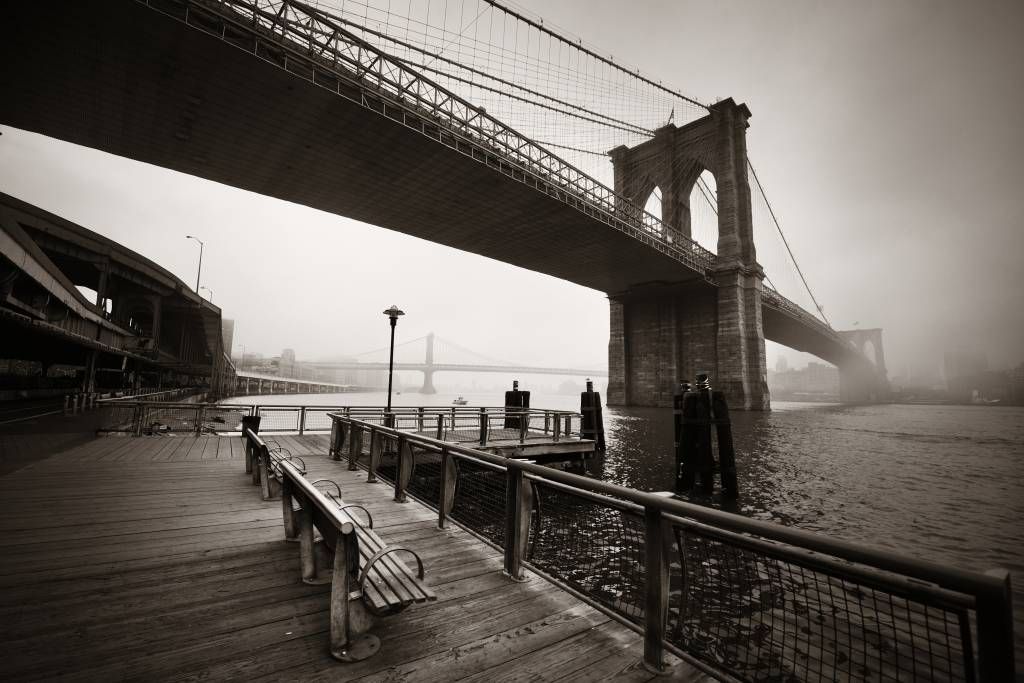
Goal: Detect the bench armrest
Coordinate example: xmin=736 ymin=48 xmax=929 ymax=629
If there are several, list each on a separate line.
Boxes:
xmin=339 ymin=504 xmax=373 ymax=529
xmin=358 ymin=545 xmax=425 ymax=592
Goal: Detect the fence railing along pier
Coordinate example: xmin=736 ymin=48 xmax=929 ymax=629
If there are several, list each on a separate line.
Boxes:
xmin=327 ymin=412 xmax=1015 ymax=682
xmin=94 ymin=402 xmax=584 ymax=442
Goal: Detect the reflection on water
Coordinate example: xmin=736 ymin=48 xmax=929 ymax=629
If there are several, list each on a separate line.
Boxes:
xmin=225 ymin=391 xmax=1024 ymax=657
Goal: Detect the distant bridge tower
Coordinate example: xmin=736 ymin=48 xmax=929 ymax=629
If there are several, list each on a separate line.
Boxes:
xmin=836 ymin=328 xmax=890 ymax=402
xmin=419 ymin=332 xmax=437 ymax=394
xmin=606 ymin=98 xmax=769 ymax=410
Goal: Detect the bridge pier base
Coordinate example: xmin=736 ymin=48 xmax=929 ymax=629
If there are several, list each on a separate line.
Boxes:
xmin=607 ymin=274 xmax=768 ymax=410
xmin=419 ymin=369 xmax=437 ymax=394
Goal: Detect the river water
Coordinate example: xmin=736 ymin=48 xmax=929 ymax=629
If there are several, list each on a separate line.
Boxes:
xmin=224 ymin=391 xmax=1024 ymax=661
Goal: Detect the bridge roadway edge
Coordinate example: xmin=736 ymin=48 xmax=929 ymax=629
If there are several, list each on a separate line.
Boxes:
xmin=0 ymin=433 xmax=710 ymax=681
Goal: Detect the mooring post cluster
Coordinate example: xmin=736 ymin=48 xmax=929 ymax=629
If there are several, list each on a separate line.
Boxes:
xmin=580 ymin=379 xmax=606 ymax=451
xmin=503 ymin=380 xmax=530 ymax=430
xmin=673 ymin=373 xmax=738 ymax=498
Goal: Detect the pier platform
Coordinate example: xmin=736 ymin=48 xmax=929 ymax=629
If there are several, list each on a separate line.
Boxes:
xmin=0 ymin=434 xmax=706 ymax=681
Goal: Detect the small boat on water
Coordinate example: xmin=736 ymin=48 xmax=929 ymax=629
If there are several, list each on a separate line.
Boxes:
xmin=452 ymin=396 xmax=468 ymax=405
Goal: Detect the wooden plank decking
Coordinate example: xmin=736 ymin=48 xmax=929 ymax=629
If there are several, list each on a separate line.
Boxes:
xmin=0 ymin=434 xmax=710 ymax=682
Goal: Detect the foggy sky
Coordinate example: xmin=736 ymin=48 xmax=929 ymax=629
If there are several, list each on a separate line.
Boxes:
xmin=1 ymin=0 xmax=1022 ymax=376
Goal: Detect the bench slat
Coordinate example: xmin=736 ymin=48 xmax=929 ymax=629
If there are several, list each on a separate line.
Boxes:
xmin=350 ymin=521 xmax=426 ymax=606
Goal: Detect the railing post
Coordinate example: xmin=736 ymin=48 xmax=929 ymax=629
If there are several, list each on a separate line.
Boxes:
xmin=543 ymin=410 xmax=550 ymax=434
xmin=348 ymin=425 xmax=362 ymax=472
xmin=195 ymin=404 xmax=206 ymax=435
xmin=435 ymin=413 xmax=444 ymax=440
xmin=479 ymin=407 xmax=488 ymax=446
xmin=553 ymin=413 xmax=561 ymax=442
xmin=366 ymin=428 xmax=380 ymax=483
xmin=642 ymin=506 xmax=669 ymax=673
xmin=503 ymin=467 xmax=531 ymax=581
xmin=394 ymin=436 xmax=413 ymax=503
xmin=438 ymin=447 xmax=457 ymax=529
xmin=976 ymin=569 xmax=1016 ymax=680
xmin=519 ymin=410 xmax=528 ymax=444
xmin=299 ymin=406 xmax=307 ymax=436
xmin=417 ymin=407 xmax=425 ymax=433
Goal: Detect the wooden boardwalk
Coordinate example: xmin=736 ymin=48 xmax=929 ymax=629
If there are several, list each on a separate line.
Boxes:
xmin=0 ymin=434 xmax=709 ymax=682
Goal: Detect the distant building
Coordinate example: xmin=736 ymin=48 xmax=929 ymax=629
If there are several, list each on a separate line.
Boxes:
xmin=775 ymin=356 xmax=789 ymax=373
xmin=1010 ymin=363 xmax=1024 ymax=404
xmin=944 ymin=351 xmax=990 ymax=401
xmin=280 ymin=348 xmax=296 ymax=377
xmin=768 ymin=362 xmax=839 ymax=400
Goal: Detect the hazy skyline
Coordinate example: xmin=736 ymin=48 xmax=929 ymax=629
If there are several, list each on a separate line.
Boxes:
xmin=1 ymin=0 xmax=1022 ymax=376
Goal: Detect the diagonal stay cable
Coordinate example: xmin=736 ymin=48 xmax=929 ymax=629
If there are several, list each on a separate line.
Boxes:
xmin=747 ymin=158 xmax=832 ymax=328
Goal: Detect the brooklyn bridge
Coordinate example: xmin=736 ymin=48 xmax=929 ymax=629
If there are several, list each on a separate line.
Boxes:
xmin=0 ymin=0 xmax=889 ymax=408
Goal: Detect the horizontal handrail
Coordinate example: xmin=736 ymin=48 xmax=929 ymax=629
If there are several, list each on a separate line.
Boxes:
xmin=329 ymin=412 xmax=1014 ymax=678
xmin=329 ymin=412 xmax=1001 ymax=591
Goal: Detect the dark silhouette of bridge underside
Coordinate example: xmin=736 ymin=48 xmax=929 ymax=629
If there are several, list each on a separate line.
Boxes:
xmin=1 ymin=2 xmax=700 ymax=293
xmin=0 ymin=1 xmax=880 ymax=406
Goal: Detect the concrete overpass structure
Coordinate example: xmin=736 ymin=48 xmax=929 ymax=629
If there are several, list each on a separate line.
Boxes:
xmin=0 ymin=193 xmax=234 ymax=398
xmin=0 ymin=0 xmax=888 ymax=408
xmin=234 ymin=370 xmax=357 ymax=396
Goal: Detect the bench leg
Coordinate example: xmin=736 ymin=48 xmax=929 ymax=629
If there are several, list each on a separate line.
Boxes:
xmin=281 ymin=481 xmax=299 ymax=542
xmin=330 ymin=535 xmax=379 ymax=662
xmin=267 ymin=475 xmax=282 ymax=500
xmin=299 ymin=505 xmax=332 ymax=585
xmin=260 ymin=454 xmax=275 ymax=500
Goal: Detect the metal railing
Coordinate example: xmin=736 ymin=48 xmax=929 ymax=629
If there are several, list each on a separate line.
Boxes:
xmin=327 ymin=413 xmax=1015 ymax=681
xmin=762 ymin=285 xmax=838 ymax=338
xmin=95 ymin=402 xmax=583 ymax=441
xmin=97 ymin=401 xmax=250 ymax=435
xmin=138 ymin=0 xmax=717 ymax=276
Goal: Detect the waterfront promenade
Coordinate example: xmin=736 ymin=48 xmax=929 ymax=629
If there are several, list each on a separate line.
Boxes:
xmin=0 ymin=432 xmax=706 ymax=681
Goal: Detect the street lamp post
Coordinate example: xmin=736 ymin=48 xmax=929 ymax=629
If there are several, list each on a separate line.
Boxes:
xmin=200 ymin=286 xmax=214 ymax=303
xmin=383 ymin=305 xmax=405 ymax=415
xmin=185 ymin=235 xmax=204 ymax=293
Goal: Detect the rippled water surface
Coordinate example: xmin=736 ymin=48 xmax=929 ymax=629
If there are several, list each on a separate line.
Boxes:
xmin=228 ymin=392 xmax=1024 ymax=659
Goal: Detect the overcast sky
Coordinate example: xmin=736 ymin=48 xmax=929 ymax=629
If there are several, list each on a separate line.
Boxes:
xmin=1 ymin=0 xmax=1022 ymax=377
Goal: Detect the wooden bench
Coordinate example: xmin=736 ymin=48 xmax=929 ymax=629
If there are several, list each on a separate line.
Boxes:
xmin=278 ymin=460 xmax=436 ymax=661
xmin=242 ymin=429 xmax=306 ymax=500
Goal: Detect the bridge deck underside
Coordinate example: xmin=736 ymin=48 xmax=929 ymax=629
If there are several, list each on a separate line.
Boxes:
xmin=1 ymin=0 xmax=705 ymax=295
xmin=0 ymin=434 xmax=700 ymax=681
xmin=763 ymin=307 xmax=852 ymax=366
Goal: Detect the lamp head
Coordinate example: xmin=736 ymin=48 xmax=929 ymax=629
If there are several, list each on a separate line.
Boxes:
xmin=382 ymin=305 xmax=405 ymax=321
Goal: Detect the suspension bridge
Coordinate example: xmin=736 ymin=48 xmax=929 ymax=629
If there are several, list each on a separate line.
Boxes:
xmin=308 ymin=332 xmax=606 ymax=393
xmin=0 ymin=0 xmax=889 ymax=408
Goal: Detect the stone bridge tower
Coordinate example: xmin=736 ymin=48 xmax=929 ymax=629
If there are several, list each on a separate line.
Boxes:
xmin=606 ymin=98 xmax=768 ymax=410
xmin=836 ymin=328 xmax=890 ymax=402
xmin=420 ymin=331 xmax=437 ymax=394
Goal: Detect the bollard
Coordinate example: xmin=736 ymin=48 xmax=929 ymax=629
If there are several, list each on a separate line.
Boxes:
xmin=675 ymin=374 xmax=741 ymax=499
xmin=672 ymin=381 xmax=690 ymax=492
xmin=579 ymin=378 xmax=607 ymax=452
xmin=64 ymin=394 xmax=71 ymax=415
xmin=694 ymin=374 xmax=715 ymax=493
xmin=711 ymin=389 xmax=738 ymax=498
xmin=677 ymin=382 xmax=702 ymax=493
xmin=504 ymin=380 xmax=527 ymax=429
